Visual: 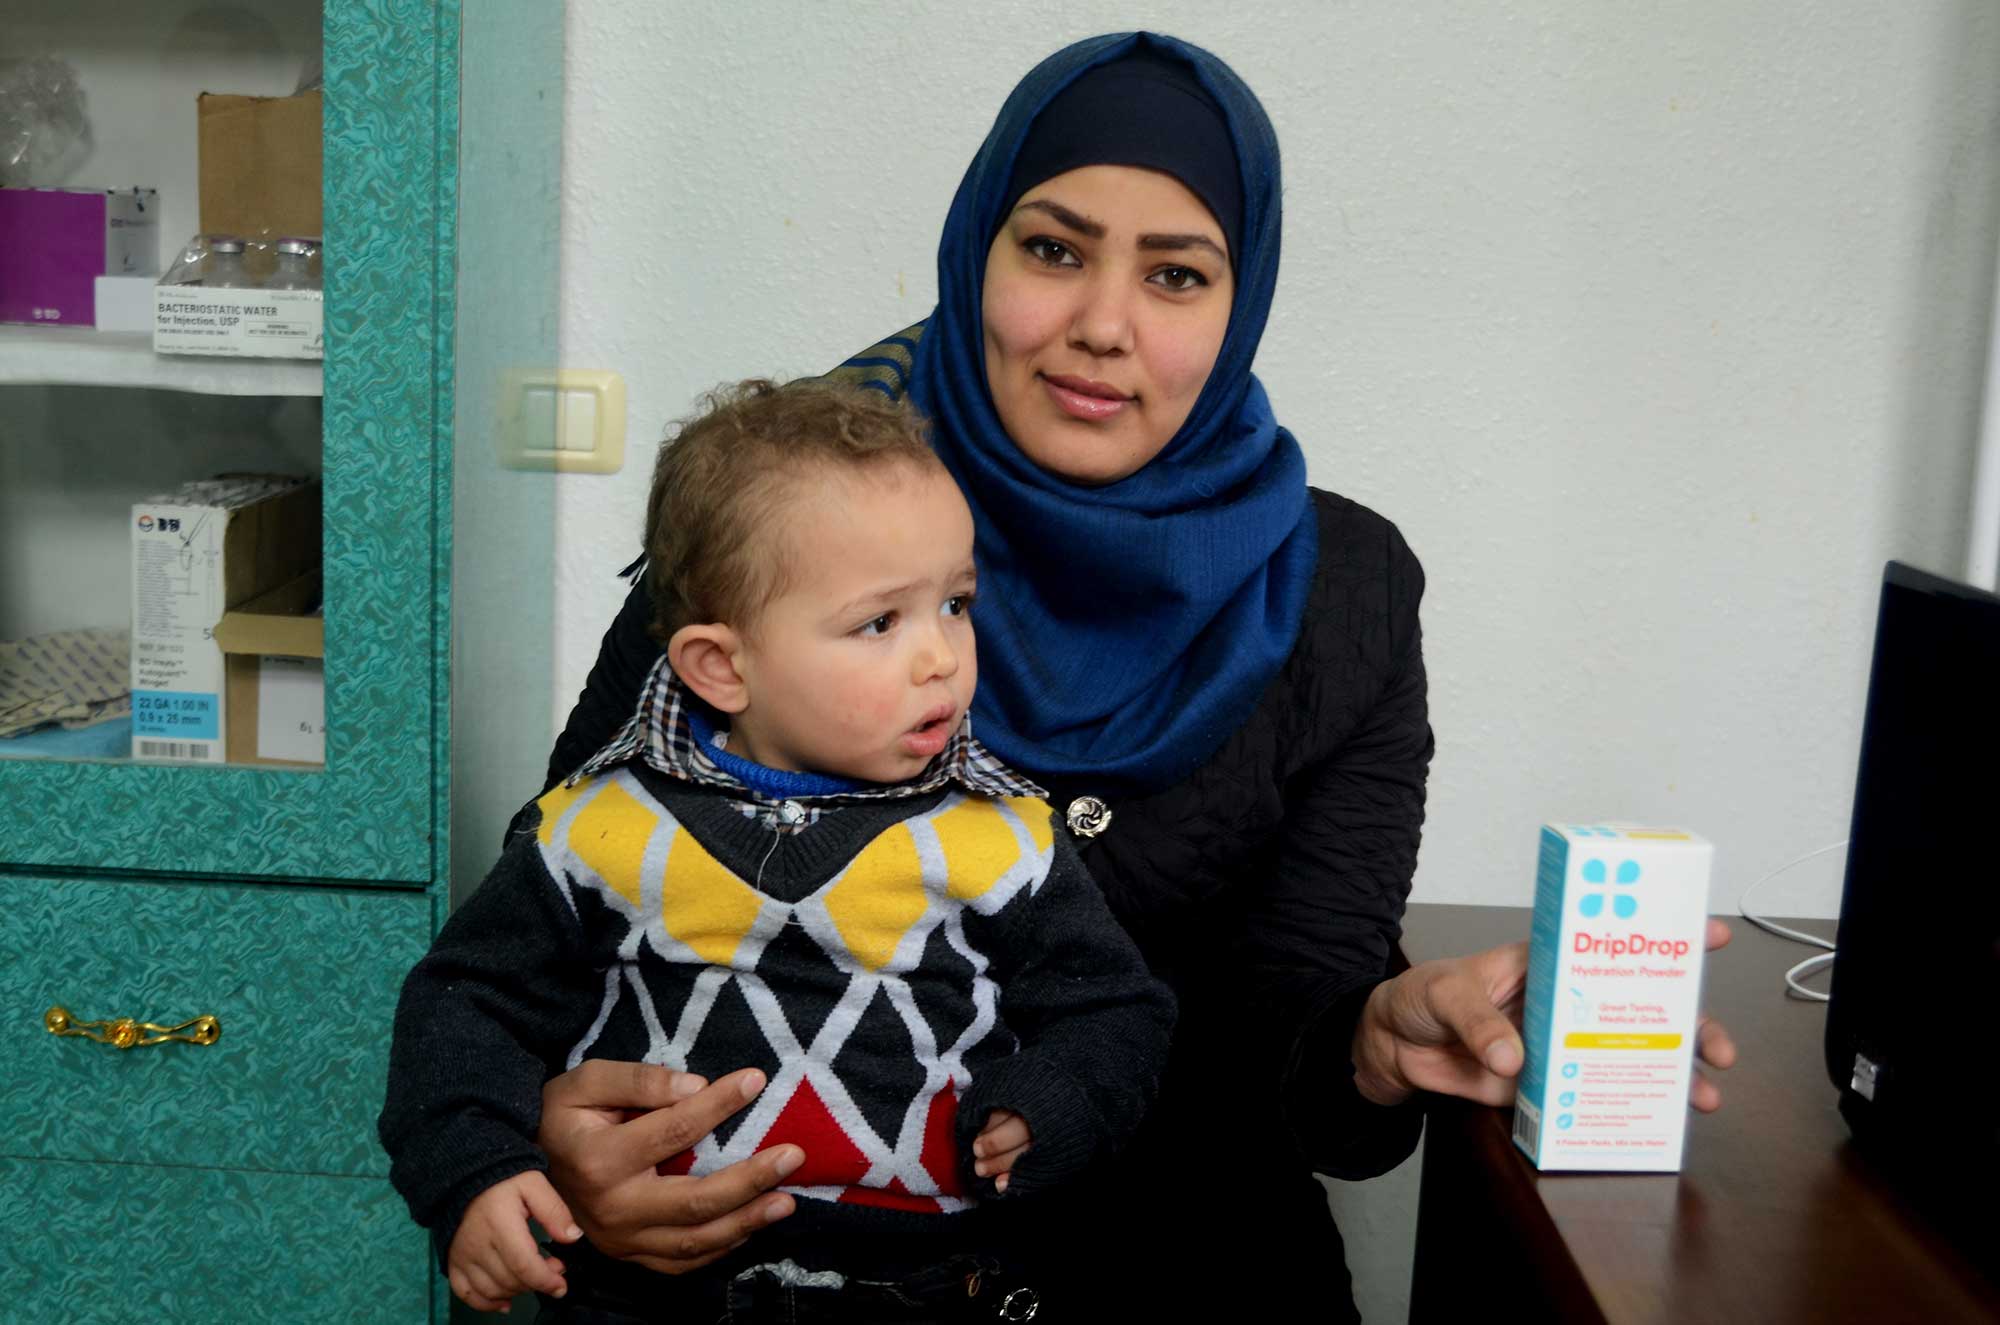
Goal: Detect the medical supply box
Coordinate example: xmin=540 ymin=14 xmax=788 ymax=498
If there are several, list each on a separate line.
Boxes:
xmin=130 ymin=476 xmax=320 ymax=763
xmin=212 ymin=571 xmax=325 ymax=768
xmin=1513 ymin=824 xmax=1713 ymax=1172
xmin=0 ymin=186 xmax=159 ymax=326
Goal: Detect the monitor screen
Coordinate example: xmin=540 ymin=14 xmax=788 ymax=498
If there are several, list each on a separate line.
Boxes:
xmin=1826 ymin=561 xmax=2000 ymax=1172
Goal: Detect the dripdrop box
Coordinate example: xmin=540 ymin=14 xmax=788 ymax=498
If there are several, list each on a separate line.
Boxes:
xmin=1513 ymin=824 xmax=1713 ymax=1171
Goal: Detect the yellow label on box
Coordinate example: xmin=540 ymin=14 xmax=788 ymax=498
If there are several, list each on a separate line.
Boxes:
xmin=1564 ymin=1032 xmax=1684 ymax=1050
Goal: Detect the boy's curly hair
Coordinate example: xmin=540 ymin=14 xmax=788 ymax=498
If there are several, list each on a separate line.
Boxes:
xmin=643 ymin=378 xmax=943 ymax=643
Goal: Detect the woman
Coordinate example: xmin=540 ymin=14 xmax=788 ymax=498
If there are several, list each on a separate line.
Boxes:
xmin=530 ymin=31 xmax=1734 ymax=1319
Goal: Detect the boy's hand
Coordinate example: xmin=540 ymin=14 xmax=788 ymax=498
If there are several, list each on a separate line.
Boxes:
xmin=447 ymin=1170 xmax=585 ymax=1314
xmin=971 ymin=1109 xmax=1033 ymax=1194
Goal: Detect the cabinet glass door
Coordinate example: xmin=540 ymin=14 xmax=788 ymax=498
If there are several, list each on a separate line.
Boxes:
xmin=448 ymin=0 xmax=565 ymax=900
xmin=0 ymin=0 xmax=456 ymax=884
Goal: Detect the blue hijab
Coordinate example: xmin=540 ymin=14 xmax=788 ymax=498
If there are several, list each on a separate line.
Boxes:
xmin=906 ymin=31 xmax=1317 ymax=794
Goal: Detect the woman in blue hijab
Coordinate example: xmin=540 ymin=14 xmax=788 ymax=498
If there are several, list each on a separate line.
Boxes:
xmin=533 ymin=31 xmax=1736 ymax=1320
xmin=906 ymin=32 xmax=1313 ymax=796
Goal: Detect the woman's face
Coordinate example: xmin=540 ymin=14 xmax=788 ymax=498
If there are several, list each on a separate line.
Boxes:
xmin=982 ymin=164 xmax=1234 ymax=486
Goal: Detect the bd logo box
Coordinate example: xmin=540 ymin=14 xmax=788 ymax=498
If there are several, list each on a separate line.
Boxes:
xmin=130 ymin=477 xmax=321 ymax=765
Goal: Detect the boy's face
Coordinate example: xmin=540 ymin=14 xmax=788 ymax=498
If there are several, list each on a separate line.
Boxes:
xmin=728 ymin=462 xmax=980 ymax=783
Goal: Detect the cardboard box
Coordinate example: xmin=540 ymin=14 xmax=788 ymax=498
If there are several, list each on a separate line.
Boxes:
xmin=198 ymin=91 xmax=323 ymax=239
xmin=131 ymin=476 xmax=321 ymax=764
xmin=0 ymin=187 xmax=160 ymax=326
xmin=1513 ymin=824 xmax=1714 ymax=1172
xmin=154 ymin=284 xmax=323 ymax=359
xmin=213 ymin=572 xmax=324 ymax=768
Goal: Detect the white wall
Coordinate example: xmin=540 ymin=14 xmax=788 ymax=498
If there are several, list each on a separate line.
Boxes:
xmin=551 ymin=7 xmax=2000 ymax=1319
xmin=554 ymin=2 xmax=2000 ymax=924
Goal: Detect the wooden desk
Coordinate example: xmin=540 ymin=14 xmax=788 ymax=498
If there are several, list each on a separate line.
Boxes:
xmin=1403 ymin=904 xmax=2000 ymax=1324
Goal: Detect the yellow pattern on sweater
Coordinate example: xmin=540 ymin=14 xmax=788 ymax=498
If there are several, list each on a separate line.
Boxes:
xmin=535 ymin=770 xmax=1055 ymax=970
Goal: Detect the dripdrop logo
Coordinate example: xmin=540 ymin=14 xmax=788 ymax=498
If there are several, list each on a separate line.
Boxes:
xmin=1579 ymin=857 xmax=1640 ymax=919
xmin=1572 ymin=930 xmax=1691 ymax=960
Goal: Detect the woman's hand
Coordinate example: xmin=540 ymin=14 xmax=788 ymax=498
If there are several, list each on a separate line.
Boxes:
xmin=538 ymin=1059 xmax=803 ymax=1275
xmin=1350 ymin=919 xmax=1738 ymax=1111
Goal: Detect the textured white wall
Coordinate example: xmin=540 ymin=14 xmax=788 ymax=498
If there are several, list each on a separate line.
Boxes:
xmin=553 ymin=3 xmax=2000 ymax=920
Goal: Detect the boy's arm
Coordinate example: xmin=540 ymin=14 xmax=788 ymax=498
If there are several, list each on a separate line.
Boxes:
xmin=953 ymin=818 xmax=1176 ymax=1199
xmin=378 ymin=831 xmax=602 ymax=1251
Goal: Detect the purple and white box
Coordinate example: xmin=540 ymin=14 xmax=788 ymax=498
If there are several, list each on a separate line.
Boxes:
xmin=0 ymin=187 xmax=159 ymax=326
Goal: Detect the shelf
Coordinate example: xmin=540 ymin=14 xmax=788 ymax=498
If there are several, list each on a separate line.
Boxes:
xmin=0 ymin=323 xmax=323 ymax=397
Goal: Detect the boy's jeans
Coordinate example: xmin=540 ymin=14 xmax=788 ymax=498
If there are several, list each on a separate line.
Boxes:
xmin=536 ymin=1253 xmax=1043 ymax=1324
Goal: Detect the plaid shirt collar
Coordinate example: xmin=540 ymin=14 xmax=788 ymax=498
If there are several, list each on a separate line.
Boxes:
xmin=568 ymin=654 xmax=1044 ymax=806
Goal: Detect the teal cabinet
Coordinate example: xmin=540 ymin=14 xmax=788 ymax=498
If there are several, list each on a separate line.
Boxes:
xmin=0 ymin=872 xmax=430 ymax=1177
xmin=0 ymin=1159 xmax=431 ymax=1322
xmin=0 ymin=0 xmax=453 ymax=886
xmin=0 ymin=2 xmax=559 ymax=1319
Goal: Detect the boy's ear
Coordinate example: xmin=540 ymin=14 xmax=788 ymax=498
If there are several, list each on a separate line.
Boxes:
xmin=667 ymin=623 xmax=750 ymax=714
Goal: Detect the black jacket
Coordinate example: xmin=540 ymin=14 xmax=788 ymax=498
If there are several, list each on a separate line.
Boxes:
xmin=547 ymin=487 xmax=1431 ymax=1319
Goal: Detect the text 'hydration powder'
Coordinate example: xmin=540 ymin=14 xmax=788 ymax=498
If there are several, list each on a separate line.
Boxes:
xmin=1513 ymin=824 xmax=1714 ymax=1171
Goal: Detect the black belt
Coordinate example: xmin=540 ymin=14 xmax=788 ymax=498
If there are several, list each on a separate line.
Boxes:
xmin=539 ymin=1252 xmax=1043 ymax=1324
xmin=721 ymin=1253 xmax=1041 ymax=1323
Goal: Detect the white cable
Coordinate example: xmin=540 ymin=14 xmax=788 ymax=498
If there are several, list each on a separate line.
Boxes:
xmin=1784 ymin=952 xmax=1837 ymax=1003
xmin=1734 ymin=840 xmax=1848 ymax=1002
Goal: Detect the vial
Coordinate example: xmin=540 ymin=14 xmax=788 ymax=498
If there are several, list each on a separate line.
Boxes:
xmin=203 ymin=236 xmax=251 ymax=288
xmin=267 ymin=237 xmax=320 ymax=291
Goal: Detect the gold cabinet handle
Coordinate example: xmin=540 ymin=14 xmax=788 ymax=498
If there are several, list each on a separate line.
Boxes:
xmin=44 ymin=1005 xmax=220 ymax=1050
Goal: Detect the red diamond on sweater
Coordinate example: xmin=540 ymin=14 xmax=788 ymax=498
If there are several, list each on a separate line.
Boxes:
xmin=762 ymin=1077 xmax=871 ymax=1188
xmin=919 ymin=1080 xmax=965 ymax=1197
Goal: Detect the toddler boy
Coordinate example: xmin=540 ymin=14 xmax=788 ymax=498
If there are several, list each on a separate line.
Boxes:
xmin=379 ymin=380 xmax=1173 ymax=1317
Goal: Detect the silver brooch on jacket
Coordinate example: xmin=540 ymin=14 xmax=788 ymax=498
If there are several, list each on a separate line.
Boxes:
xmin=1066 ymin=796 xmax=1112 ymax=839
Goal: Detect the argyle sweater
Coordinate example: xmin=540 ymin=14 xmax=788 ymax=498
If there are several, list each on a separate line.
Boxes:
xmin=379 ymin=760 xmax=1174 ymax=1279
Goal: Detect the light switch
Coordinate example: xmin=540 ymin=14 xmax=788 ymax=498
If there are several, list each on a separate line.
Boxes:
xmin=558 ymin=387 xmax=597 ymax=452
xmin=520 ymin=386 xmax=560 ymax=451
xmin=498 ymin=369 xmax=626 ymax=473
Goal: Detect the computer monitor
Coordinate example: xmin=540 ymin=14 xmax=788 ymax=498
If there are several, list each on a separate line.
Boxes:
xmin=1825 ymin=561 xmax=1999 ymax=1259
